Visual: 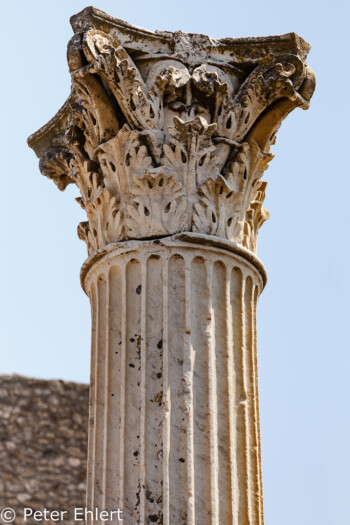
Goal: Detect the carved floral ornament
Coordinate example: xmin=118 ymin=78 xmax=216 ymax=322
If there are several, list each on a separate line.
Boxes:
xmin=29 ymin=10 xmax=315 ymax=255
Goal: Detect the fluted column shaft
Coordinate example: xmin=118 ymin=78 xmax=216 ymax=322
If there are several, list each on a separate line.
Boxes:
xmin=82 ymin=234 xmax=265 ymax=524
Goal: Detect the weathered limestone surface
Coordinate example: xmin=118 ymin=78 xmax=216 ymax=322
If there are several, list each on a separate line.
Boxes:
xmin=28 ymin=7 xmax=315 ymax=525
xmin=83 ymin=237 xmax=264 ymax=524
xmin=0 ymin=375 xmax=88 ymax=525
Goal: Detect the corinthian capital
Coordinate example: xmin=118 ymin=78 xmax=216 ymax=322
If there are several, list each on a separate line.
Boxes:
xmin=28 ymin=7 xmax=315 ymax=255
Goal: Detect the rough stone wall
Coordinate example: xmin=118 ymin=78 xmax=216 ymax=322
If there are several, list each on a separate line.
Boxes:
xmin=0 ymin=375 xmax=89 ymax=524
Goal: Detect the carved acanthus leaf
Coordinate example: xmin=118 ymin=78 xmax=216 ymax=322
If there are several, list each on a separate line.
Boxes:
xmin=243 ymin=181 xmax=270 ymax=253
xmin=193 ymin=175 xmax=243 ymax=240
xmin=126 ymin=170 xmax=187 ymax=238
xmin=97 ymin=127 xmax=153 ymax=197
xmin=77 ymin=188 xmax=123 ymax=254
xmin=225 ymin=141 xmax=273 ymax=218
xmin=70 ymin=155 xmax=103 ymax=203
xmin=164 ymin=116 xmax=221 ymax=189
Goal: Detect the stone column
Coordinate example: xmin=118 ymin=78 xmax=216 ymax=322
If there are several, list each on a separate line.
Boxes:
xmin=28 ymin=7 xmax=315 ymax=524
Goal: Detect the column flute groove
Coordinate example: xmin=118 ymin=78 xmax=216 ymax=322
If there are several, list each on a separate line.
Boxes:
xmin=119 ymin=263 xmax=127 ymax=512
xmin=244 ymin=276 xmax=259 ymax=524
xmin=91 ymin=281 xmax=99 ymax=517
xmin=139 ymin=258 xmax=147 ymax=525
xmin=102 ymin=271 xmax=110 ymax=511
xmin=185 ymin=256 xmax=195 ymax=525
xmin=239 ymin=272 xmax=250 ymax=525
xmin=226 ymin=264 xmax=237 ymax=523
xmin=105 ymin=265 xmax=123 ymax=511
xmin=29 ymin=8 xmax=315 ymax=524
xmin=162 ymin=255 xmax=170 ymax=525
xmin=206 ymin=261 xmax=219 ymax=525
xmin=254 ymin=285 xmax=264 ymax=525
xmin=86 ymin=283 xmax=97 ymax=516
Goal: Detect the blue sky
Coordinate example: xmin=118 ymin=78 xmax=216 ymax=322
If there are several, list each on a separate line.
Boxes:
xmin=1 ymin=0 xmax=349 ymax=523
